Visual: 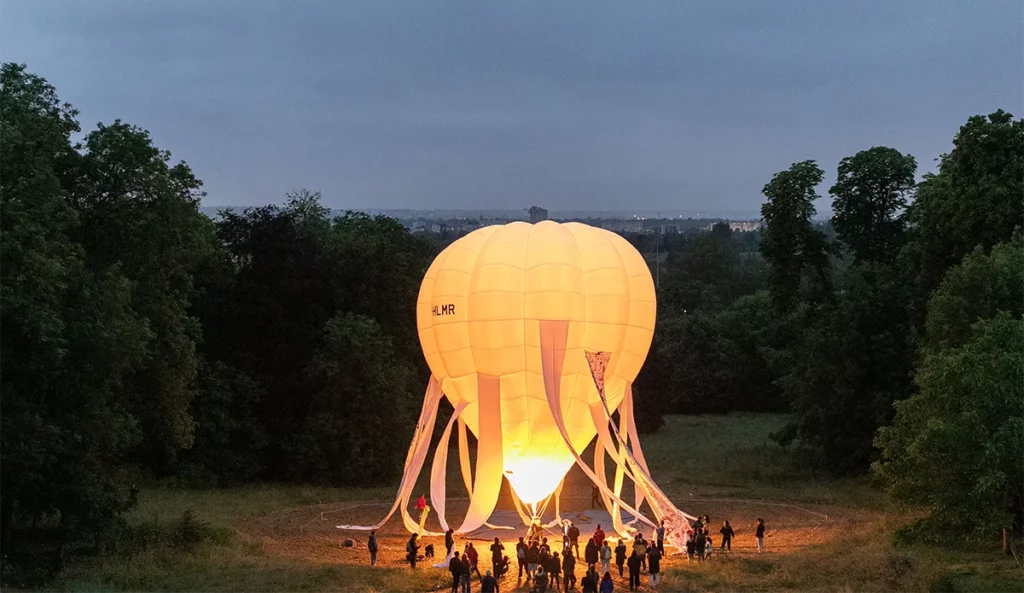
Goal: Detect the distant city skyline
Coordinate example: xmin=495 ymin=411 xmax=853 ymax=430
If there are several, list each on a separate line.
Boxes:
xmin=3 ymin=2 xmax=1020 ymax=212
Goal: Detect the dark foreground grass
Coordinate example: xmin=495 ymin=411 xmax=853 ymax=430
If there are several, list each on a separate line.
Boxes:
xmin=53 ymin=413 xmax=1023 ymax=592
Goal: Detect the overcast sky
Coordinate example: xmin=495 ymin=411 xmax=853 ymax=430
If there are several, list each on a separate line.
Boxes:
xmin=2 ymin=2 xmax=1021 ymax=213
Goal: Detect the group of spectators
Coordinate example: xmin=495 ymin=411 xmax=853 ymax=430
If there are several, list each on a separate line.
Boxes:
xmin=374 ymin=506 xmax=769 ymax=592
xmin=682 ymin=514 xmax=767 ymax=563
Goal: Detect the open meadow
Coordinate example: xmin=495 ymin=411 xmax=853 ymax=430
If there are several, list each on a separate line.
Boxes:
xmin=54 ymin=413 xmax=1022 ymax=593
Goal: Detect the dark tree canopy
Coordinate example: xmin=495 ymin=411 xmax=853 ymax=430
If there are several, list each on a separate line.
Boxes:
xmin=830 ymin=146 xmax=916 ymax=262
xmin=759 ymin=160 xmax=831 ymax=309
xmin=905 ymin=110 xmax=1023 ymax=297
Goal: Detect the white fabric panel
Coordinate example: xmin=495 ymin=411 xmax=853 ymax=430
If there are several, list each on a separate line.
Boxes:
xmin=431 ymin=401 xmax=470 ymax=533
xmin=539 ymin=320 xmax=656 ymax=530
xmin=454 ymin=374 xmax=504 ymax=533
xmin=337 ymin=377 xmax=445 ymax=534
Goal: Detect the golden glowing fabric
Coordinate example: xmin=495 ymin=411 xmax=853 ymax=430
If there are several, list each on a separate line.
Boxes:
xmin=340 ymin=221 xmax=695 ymax=549
xmin=417 ymin=221 xmax=656 ymax=505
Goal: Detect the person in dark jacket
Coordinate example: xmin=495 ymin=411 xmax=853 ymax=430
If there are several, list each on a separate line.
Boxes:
xmin=446 ymin=529 xmax=456 ymax=555
xmin=481 ymin=569 xmax=499 ymax=593
xmin=626 ymin=550 xmax=641 ymax=591
xmin=694 ymin=530 xmax=706 ymax=562
xmin=755 ymin=518 xmax=766 ymax=553
xmin=367 ymin=530 xmax=378 ymax=566
xmin=527 ymin=541 xmax=541 ymax=581
xmin=548 ymin=552 xmax=562 ymax=591
xmin=580 ymin=570 xmax=596 ymax=593
xmin=517 ymin=537 xmax=529 ymax=580
xmin=614 ymin=539 xmax=627 ymax=577
xmin=584 ymin=537 xmax=599 ymax=567
xmin=407 ymin=533 xmax=420 ymax=568
xmin=490 ymin=537 xmax=505 ymax=573
xmin=647 ymin=545 xmax=661 ymax=587
xmin=568 ymin=523 xmax=581 ymax=557
xmin=449 ymin=551 xmax=464 ymax=593
xmin=461 ymin=553 xmax=473 ymax=593
xmin=720 ymin=521 xmax=734 ymax=551
xmin=599 ymin=571 xmax=614 ymax=593
xmin=686 ymin=536 xmax=695 ymax=564
xmin=562 ymin=550 xmax=576 ymax=590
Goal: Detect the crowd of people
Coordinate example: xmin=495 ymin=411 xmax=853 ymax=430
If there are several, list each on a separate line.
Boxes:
xmin=369 ymin=496 xmax=770 ymax=592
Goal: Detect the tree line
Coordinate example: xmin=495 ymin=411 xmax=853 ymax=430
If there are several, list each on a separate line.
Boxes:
xmin=1 ymin=63 xmax=1020 ymax=577
xmin=636 ymin=113 xmax=1022 ymax=542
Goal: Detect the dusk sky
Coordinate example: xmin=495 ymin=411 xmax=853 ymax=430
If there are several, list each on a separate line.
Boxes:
xmin=2 ymin=1 xmax=1020 ymax=213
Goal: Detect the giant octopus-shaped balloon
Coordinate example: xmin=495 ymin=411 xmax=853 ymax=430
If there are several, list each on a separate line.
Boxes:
xmin=339 ymin=221 xmax=695 ymax=549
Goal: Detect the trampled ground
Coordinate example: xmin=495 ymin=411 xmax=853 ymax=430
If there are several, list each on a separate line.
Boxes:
xmin=59 ymin=414 xmax=1023 ymax=592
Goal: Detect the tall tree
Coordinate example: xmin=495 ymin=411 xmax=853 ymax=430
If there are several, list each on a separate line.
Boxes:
xmin=922 ymin=238 xmax=1023 ymax=355
xmin=759 ymin=160 xmax=831 ymax=309
xmin=905 ymin=110 xmax=1023 ymax=297
xmin=1 ymin=64 xmax=148 ymax=555
xmin=70 ymin=121 xmax=214 ymax=471
xmin=830 ymin=146 xmax=916 ymax=262
xmin=874 ymin=313 xmax=1024 ymax=541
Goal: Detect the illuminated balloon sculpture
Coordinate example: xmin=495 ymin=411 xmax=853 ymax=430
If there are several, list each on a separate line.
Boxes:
xmin=338 ymin=221 xmax=695 ymax=547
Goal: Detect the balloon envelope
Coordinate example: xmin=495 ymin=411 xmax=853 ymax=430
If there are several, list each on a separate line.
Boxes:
xmin=416 ymin=221 xmax=656 ymax=504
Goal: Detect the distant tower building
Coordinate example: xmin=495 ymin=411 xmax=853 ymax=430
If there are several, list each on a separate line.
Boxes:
xmin=528 ymin=206 xmax=548 ymax=223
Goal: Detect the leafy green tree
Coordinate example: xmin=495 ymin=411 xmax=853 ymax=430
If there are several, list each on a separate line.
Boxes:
xmin=180 ymin=361 xmax=267 ymax=485
xmin=286 ymin=313 xmax=418 ymax=485
xmin=874 ymin=313 xmax=1024 ymax=541
xmin=771 ymin=262 xmax=914 ymax=473
xmin=905 ymin=110 xmax=1023 ymax=297
xmin=830 ymin=146 xmax=916 ymax=262
xmin=760 ymin=160 xmax=831 ymax=309
xmin=638 ymin=291 xmax=785 ymax=415
xmin=1 ymin=64 xmax=149 ymax=555
xmin=922 ymin=238 xmax=1023 ymax=354
xmin=70 ymin=120 xmax=214 ymax=471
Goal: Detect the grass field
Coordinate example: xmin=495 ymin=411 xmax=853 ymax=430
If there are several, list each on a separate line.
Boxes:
xmin=56 ymin=413 xmax=1022 ymax=592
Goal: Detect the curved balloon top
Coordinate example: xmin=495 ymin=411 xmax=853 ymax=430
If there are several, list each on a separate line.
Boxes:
xmin=416 ymin=221 xmax=656 ymax=504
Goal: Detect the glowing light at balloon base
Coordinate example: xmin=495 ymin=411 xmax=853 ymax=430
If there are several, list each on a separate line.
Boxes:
xmin=336 ymin=221 xmax=696 ymax=550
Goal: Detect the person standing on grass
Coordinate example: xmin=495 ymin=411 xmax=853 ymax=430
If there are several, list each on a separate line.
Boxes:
xmin=585 ymin=537 xmax=599 ymax=568
xmin=579 ymin=569 xmax=596 ymax=593
xmin=517 ymin=537 xmax=529 ymax=580
xmin=548 ymin=552 xmax=562 ymax=591
xmin=568 ymin=522 xmax=581 ymax=557
xmin=446 ymin=528 xmax=456 ymax=556
xmin=367 ymin=530 xmax=378 ymax=566
xmin=591 ymin=485 xmax=601 ymax=508
xmin=655 ymin=520 xmax=665 ymax=555
xmin=490 ymin=537 xmax=505 ymax=574
xmin=632 ymin=535 xmax=647 ymax=572
xmin=562 ymin=549 xmax=576 ymax=590
xmin=614 ymin=539 xmax=627 ymax=577
xmin=593 ymin=525 xmax=606 ymax=549
xmin=407 ymin=533 xmax=420 ymax=568
xmin=527 ymin=539 xmax=542 ymax=581
xmin=647 ymin=544 xmax=661 ymax=588
xmin=599 ymin=571 xmax=614 ymax=593
xmin=599 ymin=539 xmax=612 ymax=574
xmin=720 ymin=521 xmax=734 ymax=551
xmin=462 ymin=552 xmax=473 ymax=593
xmin=685 ymin=536 xmax=695 ymax=564
xmin=626 ymin=550 xmax=641 ymax=591
xmin=450 ymin=551 xmax=465 ymax=593
xmin=481 ymin=569 xmax=499 ymax=593
xmin=755 ymin=518 xmax=766 ymax=553
xmin=705 ymin=535 xmax=713 ymax=561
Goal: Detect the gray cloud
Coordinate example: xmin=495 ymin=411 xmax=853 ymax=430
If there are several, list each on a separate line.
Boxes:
xmin=2 ymin=1 xmax=1020 ymax=213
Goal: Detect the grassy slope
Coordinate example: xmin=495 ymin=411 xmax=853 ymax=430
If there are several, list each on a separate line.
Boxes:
xmin=57 ymin=414 xmax=1022 ymax=592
